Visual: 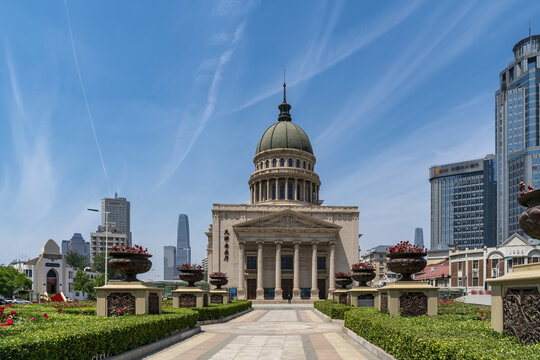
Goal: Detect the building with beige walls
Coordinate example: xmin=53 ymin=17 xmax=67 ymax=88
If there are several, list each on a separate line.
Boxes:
xmin=206 ymin=84 xmax=360 ymax=301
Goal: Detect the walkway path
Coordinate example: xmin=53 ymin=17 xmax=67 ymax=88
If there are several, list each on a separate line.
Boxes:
xmin=145 ymin=307 xmax=381 ymax=360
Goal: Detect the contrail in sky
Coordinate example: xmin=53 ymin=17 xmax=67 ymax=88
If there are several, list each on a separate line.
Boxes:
xmin=63 ymin=0 xmax=111 ymax=193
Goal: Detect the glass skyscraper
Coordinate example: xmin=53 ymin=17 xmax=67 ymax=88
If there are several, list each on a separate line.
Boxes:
xmin=496 ymin=35 xmax=540 ymax=243
xmin=414 ymin=228 xmax=424 ymax=248
xmin=163 ymin=246 xmax=176 ymax=280
xmin=430 ymin=156 xmax=497 ymax=250
xmin=176 ymin=214 xmax=191 ymax=266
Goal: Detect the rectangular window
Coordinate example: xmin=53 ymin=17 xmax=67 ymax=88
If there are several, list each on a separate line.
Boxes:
xmin=458 ymin=277 xmax=463 ymax=287
xmin=317 ymin=256 xmax=326 ymax=270
xmin=69 ymin=271 xmax=73 ymax=279
xmin=473 ymin=260 xmax=479 ymax=270
xmin=25 ymin=270 xmax=32 ymax=278
xmin=472 ymin=277 xmax=479 ymax=287
xmin=247 ymin=256 xmax=257 ymax=269
xmin=281 ymin=255 xmax=293 ymax=269
xmin=458 ymin=262 xmax=463 ymax=271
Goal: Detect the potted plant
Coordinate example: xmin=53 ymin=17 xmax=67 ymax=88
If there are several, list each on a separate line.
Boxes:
xmin=386 ymin=241 xmax=427 ymax=281
xmin=209 ymin=272 xmax=228 ymax=289
xmin=518 ymin=182 xmax=540 ymax=239
xmin=177 ymin=263 xmax=204 ymax=287
xmin=350 ymin=262 xmax=376 ymax=286
xmin=335 ymin=272 xmax=352 ymax=289
xmin=108 ymin=245 xmax=152 ymax=282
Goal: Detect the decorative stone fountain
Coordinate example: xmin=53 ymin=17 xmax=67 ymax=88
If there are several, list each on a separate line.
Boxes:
xmin=95 ymin=245 xmax=163 ymax=316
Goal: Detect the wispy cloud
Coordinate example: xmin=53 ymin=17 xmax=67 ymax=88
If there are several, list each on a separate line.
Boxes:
xmin=63 ymin=0 xmax=110 ymax=193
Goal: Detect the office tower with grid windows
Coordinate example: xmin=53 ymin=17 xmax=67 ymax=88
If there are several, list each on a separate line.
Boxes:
xmin=429 ymin=156 xmax=497 ymax=250
xmin=176 ymin=214 xmax=191 ymax=266
xmin=414 ymin=228 xmax=424 ymax=248
xmin=101 ymin=193 xmax=131 ymax=245
xmin=496 ymin=35 xmax=540 ymax=243
xmin=163 ymin=246 xmax=177 ymax=280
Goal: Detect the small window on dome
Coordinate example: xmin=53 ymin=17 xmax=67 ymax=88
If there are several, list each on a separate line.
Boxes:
xmin=280 ymin=158 xmax=285 ymax=167
xmin=296 ymin=159 xmax=300 ymax=168
xmin=303 ymin=161 xmax=306 ymax=169
xmin=256 ymin=164 xmax=258 ymax=170
xmin=308 ymin=163 xmax=311 ymax=170
xmin=260 ymin=161 xmax=263 ymax=169
xmin=266 ymin=160 xmax=269 ymax=168
xmin=272 ymin=159 xmax=277 ymax=167
xmin=288 ymin=159 xmax=293 ymax=167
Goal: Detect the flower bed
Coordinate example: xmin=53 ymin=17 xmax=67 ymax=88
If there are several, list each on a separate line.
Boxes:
xmin=314 ymin=300 xmax=353 ymax=319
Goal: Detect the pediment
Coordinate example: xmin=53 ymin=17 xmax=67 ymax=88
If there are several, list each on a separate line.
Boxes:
xmin=500 ymin=233 xmax=532 ymax=247
xmin=233 ymin=209 xmax=341 ymax=232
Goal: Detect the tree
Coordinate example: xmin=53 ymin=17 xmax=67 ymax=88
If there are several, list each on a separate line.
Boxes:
xmin=91 ymin=253 xmax=124 ymax=280
xmin=73 ymin=270 xmax=104 ymax=300
xmin=64 ymin=251 xmax=88 ymax=270
xmin=0 ymin=265 xmax=32 ymax=298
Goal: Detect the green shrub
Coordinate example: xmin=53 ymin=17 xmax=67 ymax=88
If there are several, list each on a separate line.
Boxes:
xmin=192 ymin=300 xmax=252 ymax=321
xmin=314 ymin=300 xmax=353 ymax=319
xmin=344 ymin=308 xmax=540 ymax=360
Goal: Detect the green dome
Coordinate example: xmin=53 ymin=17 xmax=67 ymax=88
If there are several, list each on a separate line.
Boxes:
xmin=256 ymin=121 xmax=313 ymax=155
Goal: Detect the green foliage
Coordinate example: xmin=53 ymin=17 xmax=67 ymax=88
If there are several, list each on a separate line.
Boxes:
xmin=90 ymin=253 xmax=124 ymax=280
xmin=313 ymin=300 xmax=353 ymax=319
xmin=72 ymin=270 xmax=104 ymax=300
xmin=344 ymin=307 xmax=540 ymax=360
xmin=0 ymin=265 xmax=32 ymax=298
xmin=192 ymin=300 xmax=252 ymax=321
xmin=64 ymin=251 xmax=88 ymax=270
xmin=437 ymin=299 xmax=491 ymax=321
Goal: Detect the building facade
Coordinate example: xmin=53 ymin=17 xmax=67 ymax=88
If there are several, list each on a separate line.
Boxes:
xmin=101 ymin=193 xmax=131 ymax=243
xmin=414 ymin=228 xmax=424 ymax=248
xmin=90 ymin=224 xmax=129 ymax=261
xmin=496 ymin=35 xmax=540 ymax=243
xmin=360 ymin=245 xmax=398 ymax=286
xmin=206 ymin=84 xmax=360 ymax=301
xmin=61 ymin=233 xmax=90 ymax=262
xmin=176 ymin=214 xmax=191 ymax=266
xmin=163 ymin=246 xmax=176 ymax=280
xmin=429 ymin=155 xmax=497 ymax=250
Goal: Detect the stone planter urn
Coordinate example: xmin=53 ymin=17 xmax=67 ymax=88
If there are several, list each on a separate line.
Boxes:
xmin=351 ymin=270 xmax=376 ymax=286
xmin=518 ymin=189 xmax=540 ymax=239
xmin=335 ymin=276 xmax=353 ymax=289
xmin=178 ymin=269 xmax=204 ymax=287
xmin=209 ymin=276 xmax=228 ymax=289
xmin=108 ymin=252 xmax=152 ymax=282
xmin=386 ymin=253 xmax=427 ymax=281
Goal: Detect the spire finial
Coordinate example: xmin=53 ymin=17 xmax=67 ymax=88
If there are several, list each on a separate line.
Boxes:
xmin=278 ymin=70 xmax=292 ymax=121
xmin=283 ymin=68 xmax=286 ymax=103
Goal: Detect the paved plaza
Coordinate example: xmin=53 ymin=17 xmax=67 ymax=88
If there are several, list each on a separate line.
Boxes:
xmin=145 ymin=307 xmax=381 ymax=360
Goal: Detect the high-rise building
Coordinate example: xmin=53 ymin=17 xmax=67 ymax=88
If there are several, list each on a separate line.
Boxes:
xmin=62 ymin=233 xmax=91 ymax=263
xmin=176 ymin=214 xmax=191 ymax=266
xmin=429 ymin=155 xmax=497 ymax=250
xmin=202 ymin=257 xmax=208 ymax=272
xmin=414 ymin=228 xmax=424 ymax=248
xmin=90 ymin=224 xmax=129 ymax=261
xmin=163 ymin=246 xmax=176 ymax=280
xmin=496 ymin=34 xmax=540 ymax=243
xmin=101 ymin=193 xmax=131 ymax=244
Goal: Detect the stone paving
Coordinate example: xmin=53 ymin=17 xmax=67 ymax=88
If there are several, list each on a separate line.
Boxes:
xmin=145 ymin=307 xmax=381 ymax=360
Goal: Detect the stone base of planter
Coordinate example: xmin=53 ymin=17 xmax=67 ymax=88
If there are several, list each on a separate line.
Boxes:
xmin=486 ymin=262 xmax=540 ymax=344
xmin=333 ymin=289 xmax=349 ymax=304
xmin=347 ymin=287 xmax=379 ymax=308
xmin=172 ymin=287 xmax=209 ymax=308
xmin=378 ymin=281 xmax=438 ymax=317
xmin=209 ymin=289 xmax=231 ymax=304
xmin=95 ymin=281 xmax=163 ymax=317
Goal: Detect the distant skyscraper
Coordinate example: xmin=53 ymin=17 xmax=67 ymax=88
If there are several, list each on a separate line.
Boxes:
xmin=429 ymin=156 xmax=497 ymax=250
xmin=496 ymin=35 xmax=540 ymax=243
xmin=62 ymin=233 xmax=90 ymax=263
xmin=176 ymin=214 xmax=191 ymax=266
xmin=414 ymin=228 xmax=424 ymax=248
xmin=163 ymin=246 xmax=176 ymax=280
xmin=102 ymin=193 xmax=131 ymax=244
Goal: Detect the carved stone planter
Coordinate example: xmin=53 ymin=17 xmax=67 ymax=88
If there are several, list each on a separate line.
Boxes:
xmin=108 ymin=253 xmax=152 ymax=282
xmin=386 ymin=253 xmax=427 ymax=281
xmin=335 ymin=276 xmax=353 ymax=289
xmin=351 ymin=270 xmax=376 ymax=286
xmin=209 ymin=276 xmax=228 ymax=289
xmin=178 ymin=269 xmax=204 ymax=287
xmin=518 ymin=190 xmax=540 ymax=239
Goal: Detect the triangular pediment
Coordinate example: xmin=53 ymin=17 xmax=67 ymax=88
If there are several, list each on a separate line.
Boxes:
xmin=499 ymin=233 xmax=532 ymax=247
xmin=233 ymin=209 xmax=341 ymax=232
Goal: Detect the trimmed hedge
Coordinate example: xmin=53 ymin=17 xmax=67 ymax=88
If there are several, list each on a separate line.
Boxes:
xmin=192 ymin=300 xmax=252 ymax=321
xmin=344 ymin=307 xmax=540 ymax=360
xmin=314 ymin=300 xmax=353 ymax=319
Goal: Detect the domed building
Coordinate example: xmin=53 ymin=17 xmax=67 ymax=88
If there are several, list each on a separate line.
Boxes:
xmin=206 ymin=84 xmax=359 ymax=301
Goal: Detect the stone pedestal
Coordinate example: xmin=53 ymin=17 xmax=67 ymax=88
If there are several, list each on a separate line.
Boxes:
xmin=333 ymin=289 xmax=349 ymax=304
xmin=95 ymin=281 xmax=163 ymax=317
xmin=172 ymin=287 xmax=209 ymax=308
xmin=209 ymin=289 xmax=231 ymax=304
xmin=486 ymin=263 xmax=540 ymax=345
xmin=347 ymin=287 xmax=379 ymax=308
xmin=377 ymin=282 xmax=438 ymax=317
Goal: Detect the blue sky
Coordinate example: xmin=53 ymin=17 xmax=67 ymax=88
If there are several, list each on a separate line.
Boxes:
xmin=2 ymin=0 xmax=540 ymax=280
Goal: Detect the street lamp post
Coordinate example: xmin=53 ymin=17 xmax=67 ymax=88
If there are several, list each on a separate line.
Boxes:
xmin=88 ymin=208 xmax=110 ymax=285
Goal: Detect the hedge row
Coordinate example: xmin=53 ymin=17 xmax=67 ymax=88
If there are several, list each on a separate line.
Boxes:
xmin=192 ymin=300 xmax=252 ymax=321
xmin=344 ymin=307 xmax=540 ymax=360
xmin=313 ymin=300 xmax=353 ymax=320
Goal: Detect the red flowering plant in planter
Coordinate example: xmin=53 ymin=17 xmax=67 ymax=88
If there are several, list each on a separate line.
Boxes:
xmin=109 ymin=244 xmax=150 ymax=256
xmin=386 ymin=241 xmax=427 ymax=281
xmin=177 ymin=263 xmax=204 ymax=287
xmin=335 ymin=272 xmax=351 ymax=277
xmin=387 ymin=241 xmax=426 ymax=255
xmin=209 ymin=272 xmax=228 ymax=289
xmin=351 ymin=262 xmax=375 ymax=271
xmin=209 ymin=272 xmax=227 ymax=278
xmin=177 ymin=263 xmax=203 ymax=271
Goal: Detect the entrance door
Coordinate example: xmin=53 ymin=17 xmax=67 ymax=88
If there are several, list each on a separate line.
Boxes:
xmin=247 ymin=279 xmax=257 ymax=299
xmin=46 ymin=269 xmax=57 ymax=294
xmin=318 ymin=279 xmax=326 ymax=299
xmin=282 ymin=279 xmax=293 ymax=300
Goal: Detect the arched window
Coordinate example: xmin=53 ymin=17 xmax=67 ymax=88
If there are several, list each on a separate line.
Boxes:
xmin=303 ymin=161 xmax=306 ymax=169
xmin=256 ymin=164 xmax=259 ymax=170
xmin=280 ymin=158 xmax=285 ymax=167
xmin=260 ymin=162 xmax=263 ymax=169
xmin=266 ymin=160 xmax=269 ymax=168
xmin=288 ymin=158 xmax=293 ymax=167
xmin=47 ymin=269 xmax=57 ymax=278
xmin=308 ymin=163 xmax=311 ymax=170
xmin=272 ymin=159 xmax=277 ymax=167
xmin=296 ymin=159 xmax=300 ymax=168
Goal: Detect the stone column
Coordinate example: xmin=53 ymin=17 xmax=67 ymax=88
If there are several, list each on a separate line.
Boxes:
xmin=285 ymin=178 xmax=289 ymax=199
xmin=275 ymin=178 xmax=279 ymax=200
xmin=310 ymin=182 xmax=313 ymax=203
xmin=275 ymin=242 xmax=282 ymax=299
xmin=303 ymin=180 xmax=306 ymax=201
xmin=293 ymin=242 xmax=301 ymax=300
xmin=328 ymin=243 xmax=335 ymax=299
xmin=256 ymin=241 xmax=264 ymax=300
xmin=311 ymin=242 xmax=319 ymax=299
xmin=258 ymin=181 xmax=262 ymax=203
xmin=267 ymin=179 xmax=270 ymax=201
xmin=294 ymin=179 xmax=298 ymax=200
xmin=238 ymin=242 xmax=246 ymax=299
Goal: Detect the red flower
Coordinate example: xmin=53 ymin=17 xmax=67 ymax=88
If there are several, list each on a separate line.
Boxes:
xmin=123 ymin=307 xmax=127 ymax=311
xmin=0 ymin=307 xmax=4 ymax=312
xmin=117 ymin=309 xmax=121 ymax=313
xmin=57 ymin=308 xmax=62 ymax=312
xmin=43 ymin=313 xmax=48 ymax=317
xmin=9 ymin=310 xmax=15 ymax=316
xmin=31 ymin=318 xmax=36 ymax=321
xmin=6 ymin=319 xmax=13 ymax=325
